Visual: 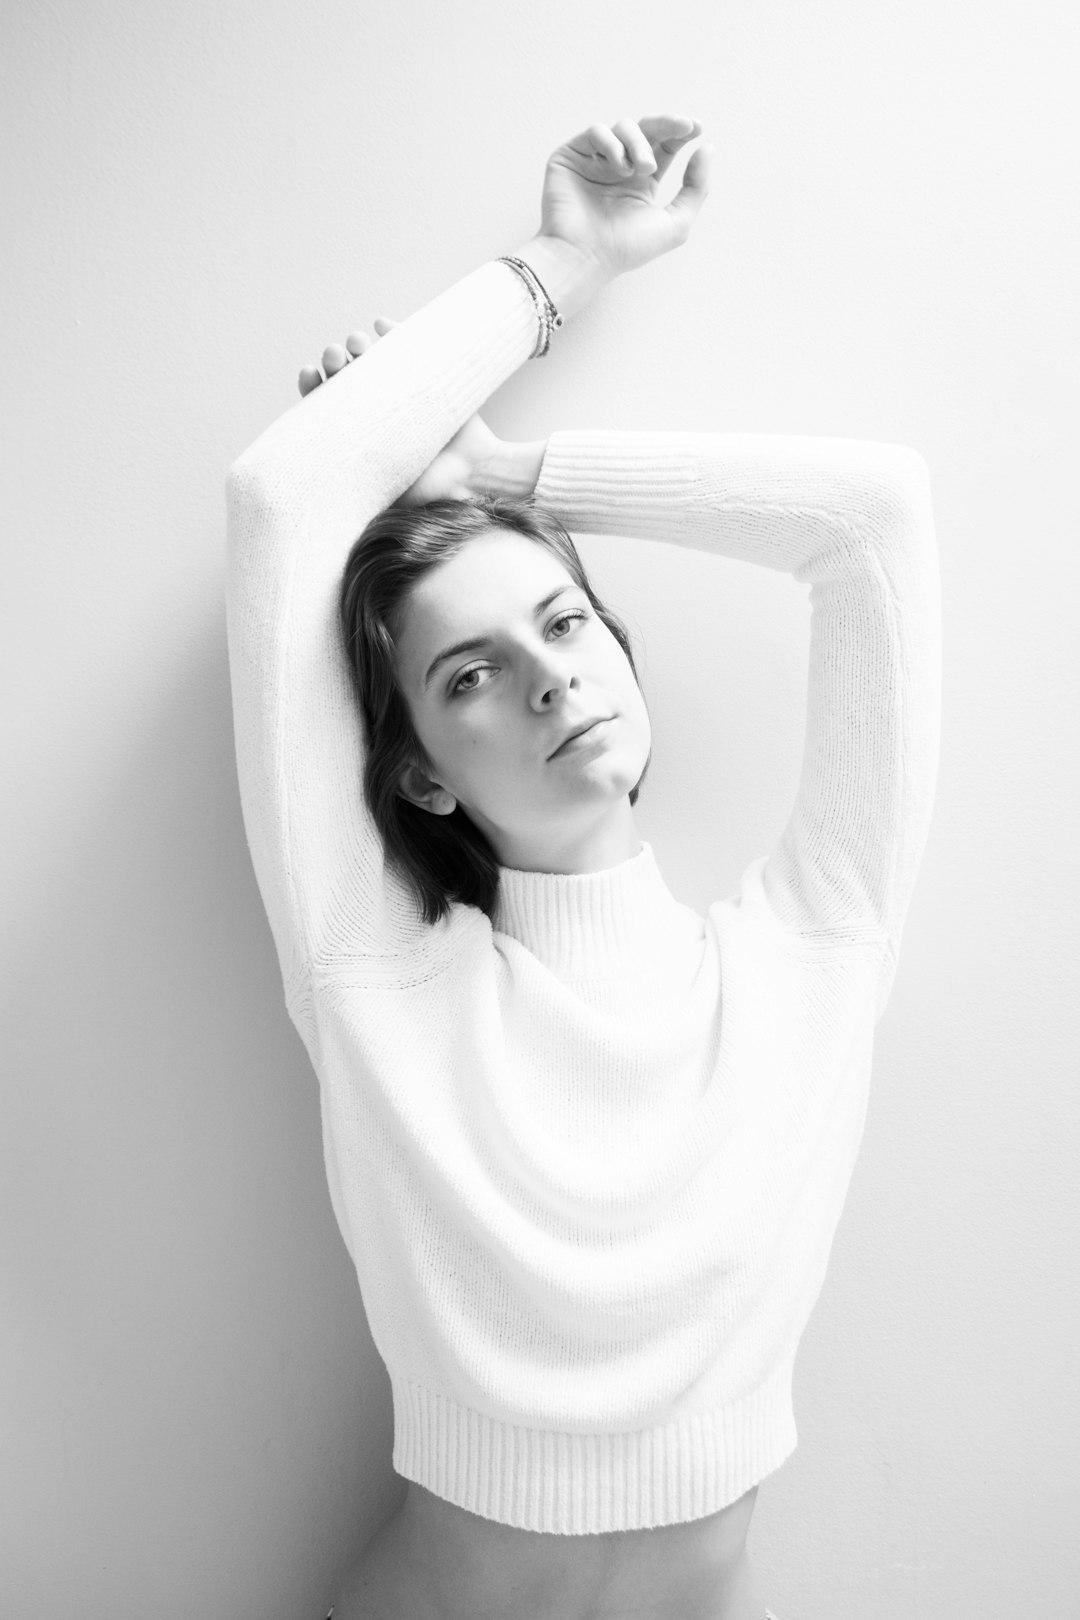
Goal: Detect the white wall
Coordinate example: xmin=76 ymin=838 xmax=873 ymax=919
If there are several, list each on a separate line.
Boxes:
xmin=3 ymin=2 xmax=1077 ymax=1615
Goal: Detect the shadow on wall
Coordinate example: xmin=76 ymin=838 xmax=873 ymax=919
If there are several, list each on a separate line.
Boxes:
xmin=2 ymin=608 xmax=403 ymax=1614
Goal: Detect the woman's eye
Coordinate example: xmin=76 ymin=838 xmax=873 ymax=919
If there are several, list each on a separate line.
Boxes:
xmin=450 ymin=664 xmax=492 ymax=696
xmin=549 ymin=609 xmax=588 ymax=638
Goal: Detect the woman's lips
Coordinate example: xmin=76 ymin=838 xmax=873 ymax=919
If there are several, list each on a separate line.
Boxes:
xmin=548 ymin=717 xmax=614 ymax=759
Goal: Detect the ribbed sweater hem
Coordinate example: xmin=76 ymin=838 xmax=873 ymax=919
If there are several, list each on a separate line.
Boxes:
xmin=389 ymin=1359 xmax=798 ymax=1534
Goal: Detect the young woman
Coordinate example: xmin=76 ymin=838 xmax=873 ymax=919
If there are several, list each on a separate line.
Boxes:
xmin=225 ymin=113 xmax=940 ymax=1620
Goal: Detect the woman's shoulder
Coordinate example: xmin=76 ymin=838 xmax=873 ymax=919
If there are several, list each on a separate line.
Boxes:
xmin=308 ymin=898 xmax=495 ymax=994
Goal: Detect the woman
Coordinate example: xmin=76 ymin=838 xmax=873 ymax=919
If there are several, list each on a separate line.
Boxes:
xmin=225 ymin=113 xmax=940 ymax=1620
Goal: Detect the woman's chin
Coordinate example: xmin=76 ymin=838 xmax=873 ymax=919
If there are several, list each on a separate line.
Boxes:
xmin=558 ymin=747 xmax=645 ymax=801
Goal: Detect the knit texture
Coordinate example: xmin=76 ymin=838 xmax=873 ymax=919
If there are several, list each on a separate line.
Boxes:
xmin=224 ymin=259 xmax=940 ymax=1533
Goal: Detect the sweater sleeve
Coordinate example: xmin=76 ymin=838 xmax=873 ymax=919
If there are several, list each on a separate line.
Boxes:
xmin=224 ymin=261 xmax=543 ymax=1019
xmin=531 ymin=431 xmax=941 ymax=1012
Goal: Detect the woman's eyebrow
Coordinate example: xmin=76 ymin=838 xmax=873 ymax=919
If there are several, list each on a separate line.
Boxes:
xmin=423 ymin=583 xmax=580 ymax=687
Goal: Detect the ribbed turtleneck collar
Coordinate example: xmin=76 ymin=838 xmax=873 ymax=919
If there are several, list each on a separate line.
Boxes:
xmin=492 ymin=841 xmax=703 ymax=982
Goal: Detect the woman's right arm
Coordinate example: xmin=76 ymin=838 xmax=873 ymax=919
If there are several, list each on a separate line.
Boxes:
xmin=224 ymin=116 xmax=712 ymax=1026
xmin=226 ymin=258 xmax=565 ymax=1023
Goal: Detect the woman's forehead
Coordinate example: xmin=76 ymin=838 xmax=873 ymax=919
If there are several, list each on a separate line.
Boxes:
xmin=404 ymin=531 xmax=576 ymax=637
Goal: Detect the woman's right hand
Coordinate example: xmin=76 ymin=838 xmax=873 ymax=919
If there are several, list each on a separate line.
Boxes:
xmin=299 ymin=326 xmax=545 ymax=507
xmin=535 ymin=114 xmax=713 ymax=280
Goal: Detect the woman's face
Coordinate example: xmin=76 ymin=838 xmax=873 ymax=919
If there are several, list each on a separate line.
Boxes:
xmin=393 ymin=530 xmax=651 ymax=872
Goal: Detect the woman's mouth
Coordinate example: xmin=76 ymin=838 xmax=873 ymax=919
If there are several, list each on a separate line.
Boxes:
xmin=548 ymin=717 xmax=614 ymax=759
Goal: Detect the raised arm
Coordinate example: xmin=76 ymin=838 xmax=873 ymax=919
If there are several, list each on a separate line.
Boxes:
xmin=528 ymin=430 xmax=941 ymax=1015
xmin=224 ymin=116 xmax=713 ymax=1027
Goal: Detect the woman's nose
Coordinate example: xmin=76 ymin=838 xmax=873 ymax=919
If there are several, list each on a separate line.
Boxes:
xmin=528 ymin=647 xmax=579 ymax=708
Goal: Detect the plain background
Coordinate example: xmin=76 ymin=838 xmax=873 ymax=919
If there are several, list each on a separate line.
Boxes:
xmin=2 ymin=2 xmax=1077 ymax=1616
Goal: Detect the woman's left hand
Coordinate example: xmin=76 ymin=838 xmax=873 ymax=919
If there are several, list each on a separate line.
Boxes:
xmin=534 ymin=114 xmax=710 ymax=283
xmin=298 ymin=319 xmax=502 ymax=507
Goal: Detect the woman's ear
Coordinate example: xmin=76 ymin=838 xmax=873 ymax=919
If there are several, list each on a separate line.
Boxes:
xmin=398 ymin=763 xmax=457 ymax=816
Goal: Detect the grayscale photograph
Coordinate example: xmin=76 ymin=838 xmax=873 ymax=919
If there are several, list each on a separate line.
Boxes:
xmin=2 ymin=4 xmax=1077 ymax=1617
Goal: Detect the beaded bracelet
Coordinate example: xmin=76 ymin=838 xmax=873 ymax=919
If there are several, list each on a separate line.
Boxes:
xmin=495 ymin=254 xmax=565 ymax=358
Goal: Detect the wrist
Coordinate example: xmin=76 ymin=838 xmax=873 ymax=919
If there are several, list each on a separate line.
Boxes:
xmin=510 ymin=235 xmax=611 ymax=322
xmin=472 ymin=437 xmax=548 ymax=502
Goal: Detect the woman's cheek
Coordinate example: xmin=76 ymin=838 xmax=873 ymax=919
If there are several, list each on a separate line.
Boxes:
xmin=451 ymin=715 xmax=506 ymax=793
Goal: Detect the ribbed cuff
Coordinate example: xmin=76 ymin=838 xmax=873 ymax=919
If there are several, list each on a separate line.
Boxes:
xmin=389 ymin=1359 xmax=797 ymax=1535
xmin=533 ymin=429 xmax=703 ymax=544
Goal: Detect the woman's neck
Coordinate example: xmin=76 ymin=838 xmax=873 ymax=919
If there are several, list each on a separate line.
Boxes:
xmin=494 ymin=800 xmax=641 ymax=877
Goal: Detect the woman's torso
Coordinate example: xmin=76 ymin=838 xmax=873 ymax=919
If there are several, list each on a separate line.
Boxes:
xmin=337 ymin=1479 xmax=764 ymax=1620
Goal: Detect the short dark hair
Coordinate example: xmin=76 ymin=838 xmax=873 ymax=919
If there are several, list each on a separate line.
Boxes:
xmin=339 ymin=494 xmax=649 ymax=926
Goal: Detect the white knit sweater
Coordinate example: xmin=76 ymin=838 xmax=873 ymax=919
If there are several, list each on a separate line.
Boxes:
xmin=224 ymin=259 xmax=940 ymax=1534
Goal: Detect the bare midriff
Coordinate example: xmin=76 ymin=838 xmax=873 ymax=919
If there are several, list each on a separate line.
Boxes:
xmin=335 ymin=1479 xmax=763 ymax=1620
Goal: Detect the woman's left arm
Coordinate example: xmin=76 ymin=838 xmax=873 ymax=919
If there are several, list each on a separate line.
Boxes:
xmin=522 ymin=430 xmax=941 ymax=1016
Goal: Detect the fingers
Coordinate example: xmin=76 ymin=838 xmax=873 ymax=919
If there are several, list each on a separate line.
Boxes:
xmin=577 ymin=121 xmax=655 ymax=178
xmin=610 ymin=119 xmax=657 ymax=176
xmin=638 ymin=114 xmax=704 ymax=183
xmin=570 ymin=115 xmax=704 ymax=186
xmin=322 ymin=342 xmax=351 ymax=378
xmin=580 ymin=122 xmax=629 ymax=171
xmin=663 ymin=142 xmax=715 ymax=238
xmin=640 ymin=113 xmax=703 ymax=152
xmin=297 ymin=320 xmax=396 ymax=398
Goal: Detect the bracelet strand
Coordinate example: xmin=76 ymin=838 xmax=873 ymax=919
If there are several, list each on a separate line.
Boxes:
xmin=495 ymin=255 xmax=565 ymax=358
